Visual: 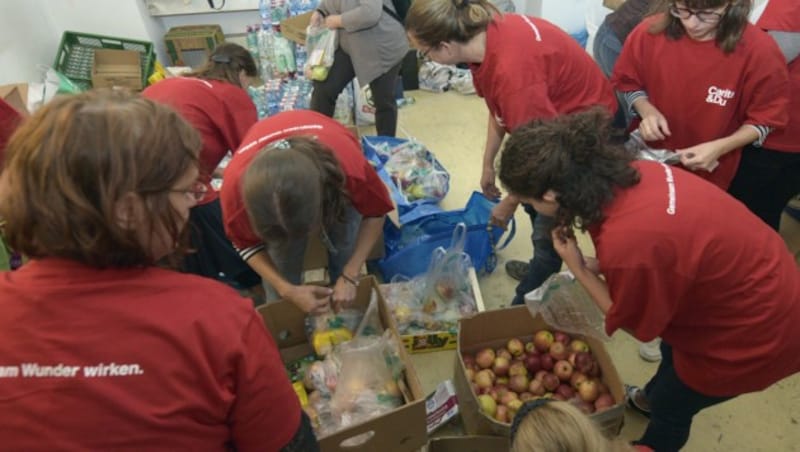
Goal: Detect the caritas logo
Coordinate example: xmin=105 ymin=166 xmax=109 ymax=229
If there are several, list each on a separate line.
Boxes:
xmin=705 ymin=86 xmax=735 ymax=107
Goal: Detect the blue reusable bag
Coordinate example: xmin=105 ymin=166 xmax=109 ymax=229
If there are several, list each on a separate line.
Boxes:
xmin=362 ymin=136 xmax=449 ymax=224
xmin=376 ymin=191 xmax=515 ymax=280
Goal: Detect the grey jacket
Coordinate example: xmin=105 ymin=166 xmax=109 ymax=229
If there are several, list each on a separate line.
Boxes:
xmin=318 ymin=0 xmax=409 ymax=85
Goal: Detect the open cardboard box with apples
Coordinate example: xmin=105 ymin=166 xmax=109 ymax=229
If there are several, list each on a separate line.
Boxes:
xmin=454 ymin=305 xmax=625 ymax=437
xmin=258 ymin=276 xmax=427 ymax=452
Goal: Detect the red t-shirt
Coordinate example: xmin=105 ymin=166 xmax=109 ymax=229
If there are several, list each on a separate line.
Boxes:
xmin=593 ymin=161 xmax=800 ymax=397
xmin=757 ymin=0 xmax=800 ymax=152
xmin=0 ymin=97 xmax=23 ymax=166
xmin=470 ymin=14 xmax=618 ymax=133
xmin=612 ymin=16 xmax=790 ymax=189
xmin=0 ymin=259 xmax=301 ymax=451
xmin=221 ymin=110 xmax=393 ymax=252
xmin=142 ymin=77 xmax=258 ymax=204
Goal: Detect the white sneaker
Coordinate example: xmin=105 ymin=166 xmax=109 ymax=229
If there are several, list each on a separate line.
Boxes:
xmin=639 ymin=338 xmax=662 ymax=362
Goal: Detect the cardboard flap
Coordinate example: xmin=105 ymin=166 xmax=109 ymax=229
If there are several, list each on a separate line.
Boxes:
xmin=0 ymin=84 xmax=30 ymax=116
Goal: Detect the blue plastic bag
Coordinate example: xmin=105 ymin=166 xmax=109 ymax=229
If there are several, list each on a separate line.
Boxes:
xmin=376 ymin=191 xmax=515 ymax=280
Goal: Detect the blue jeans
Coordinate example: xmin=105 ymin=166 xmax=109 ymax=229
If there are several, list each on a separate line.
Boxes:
xmin=592 ymin=21 xmax=629 ymax=129
xmin=280 ymin=412 xmax=319 ymax=452
xmin=511 ymin=205 xmax=563 ymax=306
xmin=263 ymin=202 xmax=362 ymax=302
xmin=636 ymin=342 xmax=733 ymax=452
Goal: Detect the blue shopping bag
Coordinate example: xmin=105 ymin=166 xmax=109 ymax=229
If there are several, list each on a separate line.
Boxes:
xmin=376 ymin=191 xmax=515 ymax=280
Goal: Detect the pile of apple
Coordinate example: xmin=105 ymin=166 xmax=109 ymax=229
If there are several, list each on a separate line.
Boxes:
xmin=462 ymin=330 xmax=616 ymax=424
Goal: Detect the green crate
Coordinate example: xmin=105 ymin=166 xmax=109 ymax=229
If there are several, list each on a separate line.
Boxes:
xmin=54 ymin=31 xmax=155 ymax=90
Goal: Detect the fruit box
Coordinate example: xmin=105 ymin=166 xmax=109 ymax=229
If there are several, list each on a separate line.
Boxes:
xmin=258 ymin=276 xmax=427 ymax=452
xmin=380 ymin=267 xmax=486 ymax=354
xmin=92 ymin=49 xmax=142 ymax=90
xmin=453 ymin=305 xmax=625 ymax=437
xmin=427 ymin=436 xmax=510 ymax=452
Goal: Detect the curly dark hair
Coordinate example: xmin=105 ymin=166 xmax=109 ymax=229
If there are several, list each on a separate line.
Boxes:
xmin=498 ymin=108 xmax=640 ymax=230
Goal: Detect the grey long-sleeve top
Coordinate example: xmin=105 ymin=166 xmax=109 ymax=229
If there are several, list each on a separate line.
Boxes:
xmin=317 ymin=0 xmax=409 ymax=86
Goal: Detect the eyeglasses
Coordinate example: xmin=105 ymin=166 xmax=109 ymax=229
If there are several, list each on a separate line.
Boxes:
xmin=417 ymin=44 xmax=439 ymax=62
xmin=170 ymin=181 xmax=208 ymax=202
xmin=669 ymin=5 xmax=726 ymax=23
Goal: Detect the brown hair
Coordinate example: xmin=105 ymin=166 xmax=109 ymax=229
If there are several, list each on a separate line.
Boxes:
xmin=498 ymin=108 xmax=639 ymax=230
xmin=242 ymin=136 xmax=348 ymax=243
xmin=0 ymin=89 xmax=201 ymax=268
xmin=648 ymin=0 xmax=750 ymax=53
xmin=187 ymin=42 xmax=258 ymax=87
xmin=511 ymin=401 xmax=634 ymax=452
xmin=405 ymin=0 xmax=500 ymax=46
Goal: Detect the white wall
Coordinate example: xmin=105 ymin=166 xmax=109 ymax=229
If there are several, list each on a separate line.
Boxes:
xmin=524 ymin=0 xmax=589 ymax=33
xmin=0 ymin=0 xmax=59 ymax=85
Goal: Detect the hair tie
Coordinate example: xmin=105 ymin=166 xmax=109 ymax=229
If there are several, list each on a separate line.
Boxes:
xmin=211 ymin=54 xmax=231 ymax=64
xmin=454 ymin=0 xmax=470 ymax=9
xmin=269 ymin=139 xmax=292 ymax=151
xmin=509 ymin=398 xmax=552 ymax=443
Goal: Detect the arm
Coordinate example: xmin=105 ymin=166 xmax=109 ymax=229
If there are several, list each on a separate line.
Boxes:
xmin=677 ymin=125 xmax=760 ymax=172
xmin=481 ymin=115 xmax=505 ymax=199
xmin=333 ymin=0 xmax=383 ymax=31
xmin=246 ymin=249 xmax=333 ymax=314
xmin=630 ymin=96 xmax=671 ymax=141
xmin=551 ymin=228 xmax=614 ymax=314
xmin=331 ymin=215 xmax=384 ymax=309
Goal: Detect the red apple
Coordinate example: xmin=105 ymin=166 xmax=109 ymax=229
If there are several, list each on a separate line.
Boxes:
xmin=540 ymin=354 xmax=554 ymax=371
xmin=495 ymin=405 xmax=509 ymax=423
xmin=549 ymin=342 xmax=569 ymax=361
xmin=492 ymin=356 xmax=510 ymax=377
xmin=570 ymin=372 xmax=588 ymax=390
xmin=569 ymin=339 xmax=590 ymax=353
xmin=577 ymin=379 xmax=600 ymax=403
xmin=575 ymin=400 xmax=595 ymax=415
xmin=556 ymin=384 xmax=575 ymax=400
xmin=462 ymin=354 xmax=476 ymax=369
xmin=573 ymin=352 xmax=594 ymax=374
xmin=542 ymin=373 xmax=560 ymax=392
xmin=509 ymin=374 xmax=530 ymax=393
xmin=587 ymin=360 xmax=601 ymax=378
xmin=507 ymin=338 xmax=525 ymax=357
xmin=496 ymin=348 xmax=513 ymax=362
xmin=475 ymin=369 xmax=494 ymax=389
xmin=508 ymin=361 xmax=527 ymax=378
xmin=553 ymin=360 xmax=574 ymax=381
xmin=528 ymin=379 xmax=546 ymax=396
xmin=597 ymin=382 xmax=610 ymax=395
xmin=476 ymin=348 xmax=496 ymax=369
xmin=500 ymin=390 xmax=519 ymax=406
xmin=496 ymin=377 xmax=509 ymax=386
xmin=534 ymin=370 xmax=548 ymax=382
xmin=533 ymin=330 xmax=554 ymax=353
xmin=594 ymin=393 xmax=615 ymax=412
xmin=554 ymin=331 xmax=571 ymax=345
xmin=523 ymin=353 xmax=542 ymax=375
xmin=507 ymin=398 xmax=523 ymax=418
xmin=524 ymin=342 xmax=536 ymax=354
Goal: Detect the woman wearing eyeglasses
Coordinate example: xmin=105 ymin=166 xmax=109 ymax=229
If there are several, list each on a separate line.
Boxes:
xmin=612 ymin=0 xmax=789 ymax=191
xmin=404 ymin=0 xmax=617 ymax=306
xmin=142 ymin=43 xmax=262 ymax=293
xmin=220 ymin=110 xmax=393 ymax=314
xmin=0 ymin=90 xmax=317 ymax=451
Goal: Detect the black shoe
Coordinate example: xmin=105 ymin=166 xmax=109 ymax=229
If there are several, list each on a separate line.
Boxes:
xmin=505 ymin=260 xmax=529 ymax=281
xmin=625 ymin=384 xmax=651 ymax=418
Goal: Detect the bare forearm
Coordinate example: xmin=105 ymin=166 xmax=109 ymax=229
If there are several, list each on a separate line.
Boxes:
xmin=570 ymin=267 xmax=613 ymax=315
xmin=483 ymin=116 xmax=505 ymax=168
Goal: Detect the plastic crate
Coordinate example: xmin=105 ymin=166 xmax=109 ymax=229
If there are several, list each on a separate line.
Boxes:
xmin=54 ymin=31 xmax=155 ymax=91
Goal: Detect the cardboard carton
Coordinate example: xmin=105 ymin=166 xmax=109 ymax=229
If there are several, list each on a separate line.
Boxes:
xmin=454 ymin=306 xmax=626 ymax=437
xmin=280 ymin=12 xmax=313 ymax=46
xmin=257 ymin=276 xmax=427 ymax=452
xmin=428 ymin=436 xmax=510 ymax=452
xmin=92 ymin=49 xmax=142 ymax=90
xmin=603 ymin=0 xmax=626 ymax=10
xmin=164 ymin=25 xmax=225 ymax=66
xmin=0 ymin=84 xmax=30 ymax=116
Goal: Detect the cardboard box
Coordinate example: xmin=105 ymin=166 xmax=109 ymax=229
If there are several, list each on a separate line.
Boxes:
xmin=257 ymin=276 xmax=428 ymax=452
xmin=280 ymin=12 xmax=313 ymax=46
xmin=428 ymin=436 xmax=510 ymax=452
xmin=164 ymin=25 xmax=225 ymax=66
xmin=380 ymin=267 xmax=486 ymax=354
xmin=92 ymin=49 xmax=142 ymax=90
xmin=0 ymin=84 xmax=29 ymax=116
xmin=603 ymin=0 xmax=626 ymax=10
xmin=454 ymin=306 xmax=626 ymax=437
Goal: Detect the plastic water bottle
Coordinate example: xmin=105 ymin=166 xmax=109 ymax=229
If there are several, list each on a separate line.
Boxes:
xmin=259 ymin=0 xmax=272 ymax=30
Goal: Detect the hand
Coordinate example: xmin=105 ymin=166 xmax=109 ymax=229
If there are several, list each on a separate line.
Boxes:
xmin=551 ymin=227 xmax=584 ymax=273
xmin=677 ymin=142 xmax=722 ymax=172
xmin=490 ymin=196 xmax=517 ymax=229
xmin=332 ymin=276 xmax=358 ymax=312
xmin=638 ymin=112 xmax=671 ymax=141
xmin=481 ymin=166 xmax=501 ymax=200
xmin=310 ymin=10 xmax=323 ymax=27
xmin=324 ymin=14 xmax=343 ymax=29
xmin=285 ymin=284 xmax=333 ymax=314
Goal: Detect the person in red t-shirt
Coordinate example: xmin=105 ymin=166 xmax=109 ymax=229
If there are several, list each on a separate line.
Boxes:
xmin=612 ymin=0 xmax=789 ymax=191
xmin=0 ymin=90 xmax=316 ymax=451
xmin=498 ymin=109 xmax=800 ymax=451
xmin=143 ymin=43 xmax=262 ymax=292
xmin=220 ymin=110 xmax=392 ymax=314
xmin=405 ymin=0 xmax=617 ymax=306
xmin=727 ymin=0 xmax=800 ymax=230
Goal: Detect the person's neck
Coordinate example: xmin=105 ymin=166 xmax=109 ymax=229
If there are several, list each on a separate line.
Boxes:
xmin=460 ymin=31 xmax=487 ymax=64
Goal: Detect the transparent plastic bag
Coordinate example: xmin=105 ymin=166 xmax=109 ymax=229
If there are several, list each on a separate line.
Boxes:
xmin=354 ymin=289 xmax=385 ymax=337
xmin=383 ymin=141 xmax=449 ymax=203
xmin=304 ymin=309 xmax=363 ymax=356
xmin=524 ymin=271 xmax=610 ymax=341
xmin=420 ymin=224 xmax=478 ymax=319
xmin=304 ymin=25 xmax=337 ymax=81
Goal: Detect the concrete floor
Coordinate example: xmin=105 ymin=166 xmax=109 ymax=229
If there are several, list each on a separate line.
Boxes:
xmin=362 ymin=90 xmax=800 ymax=451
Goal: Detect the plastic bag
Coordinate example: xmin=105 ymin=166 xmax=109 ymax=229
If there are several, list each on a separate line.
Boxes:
xmin=305 ymin=309 xmax=363 ymax=356
xmin=381 ymin=141 xmax=449 ymax=203
xmin=354 ymin=289 xmax=385 ymax=337
xmin=624 ymin=130 xmax=681 ymax=165
xmin=304 ymin=25 xmax=337 ymax=81
xmin=524 ymin=271 xmax=610 ymax=341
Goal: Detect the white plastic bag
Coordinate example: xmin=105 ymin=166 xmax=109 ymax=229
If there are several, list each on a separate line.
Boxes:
xmin=304 ymin=25 xmax=337 ymax=81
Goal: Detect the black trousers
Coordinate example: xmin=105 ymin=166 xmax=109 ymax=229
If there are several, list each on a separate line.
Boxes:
xmin=310 ymin=47 xmax=401 ymax=137
xmin=728 ymin=144 xmax=800 ymax=231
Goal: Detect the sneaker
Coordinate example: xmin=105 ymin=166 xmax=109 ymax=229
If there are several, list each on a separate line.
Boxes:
xmin=505 ymin=260 xmax=529 ymax=281
xmin=638 ymin=339 xmax=662 ymax=362
xmin=624 ymin=384 xmax=651 ymax=418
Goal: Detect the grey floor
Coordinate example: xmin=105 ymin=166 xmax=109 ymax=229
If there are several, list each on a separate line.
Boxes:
xmin=361 ymin=89 xmax=800 ymax=451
